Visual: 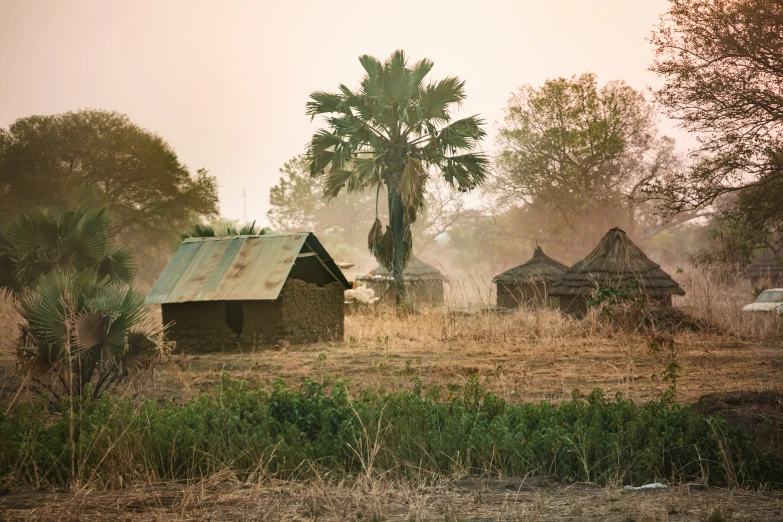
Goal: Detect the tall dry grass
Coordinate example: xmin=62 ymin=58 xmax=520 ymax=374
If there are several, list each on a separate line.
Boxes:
xmin=676 ymin=268 xmax=783 ymax=341
xmin=436 ymin=268 xmax=782 ymax=342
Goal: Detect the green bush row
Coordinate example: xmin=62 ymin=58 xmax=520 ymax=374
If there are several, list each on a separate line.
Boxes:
xmin=1 ymin=374 xmax=780 ymax=489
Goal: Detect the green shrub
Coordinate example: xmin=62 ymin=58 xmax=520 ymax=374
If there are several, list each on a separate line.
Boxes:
xmin=0 ymin=374 xmax=780 ymax=489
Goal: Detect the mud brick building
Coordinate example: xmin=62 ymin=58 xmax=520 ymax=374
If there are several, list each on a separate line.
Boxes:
xmin=146 ymin=233 xmax=350 ymax=352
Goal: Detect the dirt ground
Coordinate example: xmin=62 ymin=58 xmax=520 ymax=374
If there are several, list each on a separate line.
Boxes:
xmin=2 ymin=476 xmax=782 ymax=521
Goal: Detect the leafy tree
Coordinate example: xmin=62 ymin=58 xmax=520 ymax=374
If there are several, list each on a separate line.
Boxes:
xmin=0 ymin=207 xmax=135 ymax=297
xmin=304 ymin=50 xmax=489 ymax=311
xmin=0 ymin=110 xmax=219 ymax=281
xmin=268 ymin=156 xmax=470 ymax=264
xmin=491 ymin=73 xmax=688 ymax=259
xmin=649 ymin=0 xmax=783 ymax=254
xmin=16 ymin=268 xmax=168 ymax=404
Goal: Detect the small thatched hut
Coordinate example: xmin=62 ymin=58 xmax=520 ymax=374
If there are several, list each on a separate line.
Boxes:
xmin=747 ymin=250 xmax=783 ymax=290
xmin=549 ymin=228 xmax=685 ymax=317
xmin=358 ymin=256 xmax=448 ymax=306
xmin=493 ymin=246 xmax=567 ymax=309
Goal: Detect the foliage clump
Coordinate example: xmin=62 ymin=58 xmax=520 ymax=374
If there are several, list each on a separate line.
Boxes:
xmin=16 ymin=268 xmax=169 ymax=404
xmin=0 ymin=207 xmax=135 ymax=297
xmin=1 ymin=375 xmax=780 ymax=490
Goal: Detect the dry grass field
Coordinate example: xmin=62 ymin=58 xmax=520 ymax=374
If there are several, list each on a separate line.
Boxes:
xmin=140 ymin=311 xmax=782 ymax=407
xmin=2 ymin=308 xmax=781 ymax=408
xmin=2 ymin=476 xmax=782 ymax=521
xmin=1 ymin=279 xmax=782 ymax=521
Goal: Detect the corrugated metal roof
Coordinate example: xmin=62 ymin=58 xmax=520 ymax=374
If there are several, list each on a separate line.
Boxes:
xmin=146 ymin=233 xmax=349 ymax=304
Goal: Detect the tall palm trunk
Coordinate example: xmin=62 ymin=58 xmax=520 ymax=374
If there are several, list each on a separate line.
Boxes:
xmin=387 ymin=182 xmax=410 ymax=314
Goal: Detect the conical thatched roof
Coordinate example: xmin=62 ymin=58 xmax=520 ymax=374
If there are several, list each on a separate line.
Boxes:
xmin=369 ymin=256 xmax=448 ymax=282
xmin=549 ymin=228 xmax=685 ymax=297
xmin=493 ymin=246 xmax=567 ymax=284
xmin=747 ymin=250 xmax=783 ymax=282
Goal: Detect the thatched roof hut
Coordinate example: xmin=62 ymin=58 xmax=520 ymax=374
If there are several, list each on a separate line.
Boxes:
xmin=549 ymin=228 xmax=685 ymax=316
xmin=493 ymin=246 xmax=567 ymax=309
xmin=358 ymin=256 xmax=448 ymax=306
xmin=747 ymin=250 xmax=783 ymax=290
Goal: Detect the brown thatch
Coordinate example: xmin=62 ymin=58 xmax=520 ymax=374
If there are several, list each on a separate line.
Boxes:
xmin=747 ymin=250 xmax=783 ymax=288
xmin=549 ymin=228 xmax=685 ymax=298
xmin=493 ymin=246 xmax=567 ymax=284
xmin=368 ymin=256 xmax=448 ymax=282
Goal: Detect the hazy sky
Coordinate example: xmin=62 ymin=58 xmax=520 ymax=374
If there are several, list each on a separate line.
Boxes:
xmin=0 ymin=0 xmax=685 ymax=223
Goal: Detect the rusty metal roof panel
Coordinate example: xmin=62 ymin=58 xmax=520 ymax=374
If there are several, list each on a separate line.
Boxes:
xmin=146 ymin=233 xmax=314 ymax=304
xmin=145 ymin=241 xmax=201 ymax=304
xmin=212 ymin=233 xmax=305 ymax=300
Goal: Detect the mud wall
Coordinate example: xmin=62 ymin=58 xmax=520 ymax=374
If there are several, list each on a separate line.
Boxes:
xmin=279 ymin=278 xmax=345 ymax=343
xmin=161 ymin=278 xmax=344 ymax=352
xmin=238 ymin=300 xmax=284 ymax=347
xmin=162 ymin=301 xmax=243 ymax=353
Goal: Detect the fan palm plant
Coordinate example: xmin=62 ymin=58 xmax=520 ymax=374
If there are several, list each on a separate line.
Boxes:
xmin=0 ymin=207 xmax=135 ymax=296
xmin=305 ymin=50 xmax=489 ymax=311
xmin=16 ymin=268 xmax=169 ymax=404
xmin=179 ymin=220 xmax=272 ymax=242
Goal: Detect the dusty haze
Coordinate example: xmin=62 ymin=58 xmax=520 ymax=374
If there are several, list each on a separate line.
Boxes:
xmin=0 ymin=0 xmax=690 ymax=224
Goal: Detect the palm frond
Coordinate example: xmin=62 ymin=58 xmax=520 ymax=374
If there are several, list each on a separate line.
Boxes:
xmin=399 ymin=156 xmax=428 ymax=208
xmin=376 ymin=226 xmax=395 ymax=271
xmin=124 ymin=322 xmax=169 ymax=373
xmin=367 ymin=218 xmax=383 ymax=256
xmin=180 ymin=223 xmax=216 ymax=242
xmin=306 ymin=91 xmax=345 ymax=118
xmin=97 ymin=247 xmax=136 ymax=284
xmin=236 ymin=221 xmax=259 ymax=235
xmin=410 ymin=58 xmax=434 ymax=87
xmin=419 ymin=77 xmax=466 ymax=122
xmin=323 ymin=169 xmax=355 ymax=199
xmin=435 ymin=116 xmax=487 ymax=151
xmin=442 ymin=153 xmax=491 ymax=190
xmin=358 ymin=54 xmax=384 ymax=82
xmin=0 ymin=207 xmax=134 ymax=294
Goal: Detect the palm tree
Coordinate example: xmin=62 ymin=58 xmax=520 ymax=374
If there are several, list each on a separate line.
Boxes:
xmin=16 ymin=268 xmax=169 ymax=404
xmin=0 ymin=207 xmax=135 ymax=296
xmin=305 ymin=50 xmax=489 ymax=312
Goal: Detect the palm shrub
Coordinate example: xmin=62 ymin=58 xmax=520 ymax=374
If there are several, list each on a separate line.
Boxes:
xmin=16 ymin=268 xmax=169 ymax=404
xmin=178 ymin=220 xmax=272 ymax=242
xmin=305 ymin=50 xmax=489 ymax=312
xmin=0 ymin=207 xmax=135 ymax=296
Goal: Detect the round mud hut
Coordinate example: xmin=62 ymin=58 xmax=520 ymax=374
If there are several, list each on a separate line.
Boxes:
xmin=493 ymin=246 xmax=567 ymax=309
xmin=747 ymin=250 xmax=783 ymax=291
xmin=358 ymin=256 xmax=448 ymax=306
xmin=549 ymin=228 xmax=685 ymax=317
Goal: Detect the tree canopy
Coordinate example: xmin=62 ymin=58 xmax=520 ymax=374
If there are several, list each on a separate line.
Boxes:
xmin=490 ymin=73 xmax=683 ymax=259
xmin=0 ymin=109 xmax=219 ymax=281
xmin=649 ymin=0 xmax=783 ymax=254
